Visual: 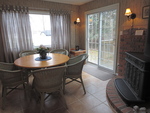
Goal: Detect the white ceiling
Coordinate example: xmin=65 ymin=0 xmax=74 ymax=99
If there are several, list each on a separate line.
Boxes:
xmin=43 ymin=0 xmax=94 ymax=5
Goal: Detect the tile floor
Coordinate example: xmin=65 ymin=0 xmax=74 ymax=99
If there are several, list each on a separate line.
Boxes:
xmin=0 ymin=71 xmax=115 ymax=113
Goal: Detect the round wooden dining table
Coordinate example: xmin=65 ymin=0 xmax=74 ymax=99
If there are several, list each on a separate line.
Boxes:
xmin=14 ymin=53 xmax=69 ymax=69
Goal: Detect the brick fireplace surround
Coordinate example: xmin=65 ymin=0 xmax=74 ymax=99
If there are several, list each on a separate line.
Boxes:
xmin=118 ymin=28 xmax=146 ymax=77
xmin=106 ymin=28 xmax=150 ymax=113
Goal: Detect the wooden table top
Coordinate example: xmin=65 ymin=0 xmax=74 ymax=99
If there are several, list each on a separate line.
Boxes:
xmin=14 ymin=53 xmax=69 ymax=69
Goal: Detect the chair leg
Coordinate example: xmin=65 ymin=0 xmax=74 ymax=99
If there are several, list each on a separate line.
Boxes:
xmin=63 ymin=77 xmax=66 ymax=94
xmin=24 ymin=81 xmax=31 ymax=100
xmin=60 ymin=90 xmax=68 ymax=109
xmin=2 ymin=86 xmax=4 ymax=97
xmin=40 ymin=92 xmax=45 ymax=113
xmin=80 ymin=76 xmax=86 ymax=94
xmin=2 ymin=87 xmax=7 ymax=110
xmin=32 ymin=79 xmax=35 ymax=89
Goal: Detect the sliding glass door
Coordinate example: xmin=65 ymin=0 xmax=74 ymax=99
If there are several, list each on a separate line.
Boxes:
xmin=86 ymin=4 xmax=119 ymax=73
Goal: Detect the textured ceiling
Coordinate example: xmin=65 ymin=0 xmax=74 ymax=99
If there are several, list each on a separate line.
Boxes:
xmin=43 ymin=0 xmax=94 ymax=5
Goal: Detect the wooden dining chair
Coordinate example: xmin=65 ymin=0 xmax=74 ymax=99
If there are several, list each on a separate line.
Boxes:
xmin=63 ymin=53 xmax=88 ymax=94
xmin=0 ymin=62 xmax=29 ymax=110
xmin=32 ymin=66 xmax=67 ymax=113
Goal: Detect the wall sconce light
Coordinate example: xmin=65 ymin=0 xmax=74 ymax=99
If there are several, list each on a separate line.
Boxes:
xmin=125 ymin=8 xmax=136 ymax=20
xmin=74 ymin=18 xmax=80 ymax=24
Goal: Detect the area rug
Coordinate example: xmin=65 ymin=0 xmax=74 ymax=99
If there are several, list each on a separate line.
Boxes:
xmin=83 ymin=63 xmax=115 ymax=81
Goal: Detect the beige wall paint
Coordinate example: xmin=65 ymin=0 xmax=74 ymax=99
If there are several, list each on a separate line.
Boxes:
xmin=1 ymin=0 xmax=149 ymax=49
xmin=0 ymin=0 xmax=80 ymax=49
xmin=78 ymin=0 xmax=150 ymax=73
xmin=0 ymin=0 xmax=150 ymax=59
xmin=79 ymin=0 xmax=150 ymax=49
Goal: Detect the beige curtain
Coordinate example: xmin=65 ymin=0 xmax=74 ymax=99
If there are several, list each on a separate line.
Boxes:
xmin=50 ymin=10 xmax=71 ymax=51
xmin=0 ymin=5 xmax=33 ymax=62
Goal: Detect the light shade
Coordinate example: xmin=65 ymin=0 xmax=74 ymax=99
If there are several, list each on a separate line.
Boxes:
xmin=76 ymin=18 xmax=80 ymax=23
xmin=74 ymin=18 xmax=80 ymax=24
xmin=125 ymin=8 xmax=132 ymax=16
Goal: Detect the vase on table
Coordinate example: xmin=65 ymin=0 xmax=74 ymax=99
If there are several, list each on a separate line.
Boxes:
xmin=40 ymin=51 xmax=47 ymax=59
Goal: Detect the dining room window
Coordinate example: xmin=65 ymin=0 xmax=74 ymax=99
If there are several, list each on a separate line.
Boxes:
xmin=29 ymin=12 xmax=51 ymax=48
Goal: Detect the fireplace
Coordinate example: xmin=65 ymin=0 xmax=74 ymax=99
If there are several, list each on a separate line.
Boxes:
xmin=115 ymin=9 xmax=150 ymax=105
xmin=115 ymin=52 xmax=150 ymax=104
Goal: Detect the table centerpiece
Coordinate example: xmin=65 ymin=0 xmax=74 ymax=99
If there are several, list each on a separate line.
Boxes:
xmin=36 ymin=45 xmax=50 ymax=59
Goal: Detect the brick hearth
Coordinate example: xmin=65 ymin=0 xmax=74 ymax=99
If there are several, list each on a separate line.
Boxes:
xmin=106 ymin=77 xmax=150 ymax=113
xmin=106 ymin=77 xmax=133 ymax=113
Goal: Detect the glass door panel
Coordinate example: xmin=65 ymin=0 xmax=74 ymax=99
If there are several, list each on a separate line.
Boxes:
xmin=99 ymin=10 xmax=117 ymax=70
xmin=87 ymin=13 xmax=99 ymax=64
